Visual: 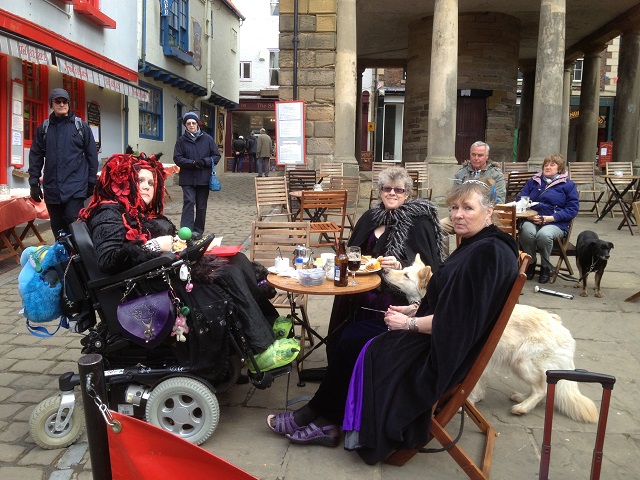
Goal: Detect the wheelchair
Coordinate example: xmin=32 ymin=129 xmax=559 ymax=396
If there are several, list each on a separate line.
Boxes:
xmin=30 ymin=221 xmax=289 ymax=449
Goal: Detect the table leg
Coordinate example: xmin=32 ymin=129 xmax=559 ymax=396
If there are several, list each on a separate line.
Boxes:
xmin=0 ymin=228 xmax=24 ymax=263
xmin=19 ymin=220 xmax=46 ymax=245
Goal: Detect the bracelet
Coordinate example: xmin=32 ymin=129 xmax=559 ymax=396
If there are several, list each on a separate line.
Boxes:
xmin=408 ymin=317 xmax=419 ymax=332
xmin=143 ymin=238 xmax=161 ymax=253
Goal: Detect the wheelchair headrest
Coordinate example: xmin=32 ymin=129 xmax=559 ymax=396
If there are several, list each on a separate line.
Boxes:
xmin=69 ymin=221 xmax=110 ymax=281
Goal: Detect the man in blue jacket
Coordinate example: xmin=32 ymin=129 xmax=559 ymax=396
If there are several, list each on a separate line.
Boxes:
xmin=173 ymin=111 xmax=221 ymax=239
xmin=28 ymin=88 xmax=98 ymax=239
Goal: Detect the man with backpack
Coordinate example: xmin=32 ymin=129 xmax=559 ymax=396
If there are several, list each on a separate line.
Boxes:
xmin=28 ymin=88 xmax=98 ymax=239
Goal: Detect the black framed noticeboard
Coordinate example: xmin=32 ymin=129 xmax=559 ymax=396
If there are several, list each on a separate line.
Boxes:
xmin=275 ymin=100 xmax=306 ymax=165
xmin=87 ymin=102 xmax=101 ymax=151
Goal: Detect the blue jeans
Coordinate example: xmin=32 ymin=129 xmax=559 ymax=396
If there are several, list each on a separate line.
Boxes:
xmin=232 ymin=154 xmax=244 ymax=173
xmin=519 ymin=221 xmax=564 ymax=269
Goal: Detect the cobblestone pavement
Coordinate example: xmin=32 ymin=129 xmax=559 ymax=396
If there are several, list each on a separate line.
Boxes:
xmin=0 ymin=170 xmax=638 ymax=479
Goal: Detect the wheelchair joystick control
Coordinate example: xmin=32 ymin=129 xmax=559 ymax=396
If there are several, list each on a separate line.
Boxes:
xmin=178 ymin=227 xmax=193 ymax=245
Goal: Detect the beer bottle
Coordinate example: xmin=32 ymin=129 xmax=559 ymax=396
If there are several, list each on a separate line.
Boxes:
xmin=334 ymin=241 xmax=349 ymax=287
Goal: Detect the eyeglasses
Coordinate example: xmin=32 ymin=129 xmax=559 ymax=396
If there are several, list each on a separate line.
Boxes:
xmin=185 ymin=121 xmax=198 ymax=126
xmin=53 ymin=99 xmax=68 ymax=105
xmin=381 ymin=186 xmax=406 ymax=194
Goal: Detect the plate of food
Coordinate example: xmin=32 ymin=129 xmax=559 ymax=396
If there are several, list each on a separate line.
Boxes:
xmin=356 ymin=256 xmax=382 ymax=274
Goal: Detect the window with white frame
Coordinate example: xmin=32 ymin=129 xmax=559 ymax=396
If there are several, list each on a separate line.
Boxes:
xmin=573 ymin=59 xmax=583 ymax=82
xmin=269 ymin=50 xmax=279 ymax=86
xmin=139 ymin=82 xmax=163 ymax=140
xmin=270 ymin=0 xmax=279 ymax=15
xmin=240 ymin=62 xmax=252 ymax=81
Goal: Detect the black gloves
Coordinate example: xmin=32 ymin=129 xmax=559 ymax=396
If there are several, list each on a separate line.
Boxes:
xmin=30 ymin=185 xmax=43 ymax=203
xmin=194 ymin=158 xmax=206 ymax=168
xmin=87 ymin=182 xmax=95 ymax=199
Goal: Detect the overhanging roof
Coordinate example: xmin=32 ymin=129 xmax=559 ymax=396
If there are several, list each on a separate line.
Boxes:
xmin=139 ymin=62 xmax=208 ymax=96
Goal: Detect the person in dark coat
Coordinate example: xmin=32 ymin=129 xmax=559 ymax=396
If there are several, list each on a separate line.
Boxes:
xmin=516 ymin=153 xmax=579 ymax=283
xmin=342 ymin=179 xmax=519 ymax=464
xmin=231 ymin=134 xmax=246 ymax=173
xmin=264 ymin=167 xmax=446 ymax=447
xmin=173 ymin=111 xmax=221 ymax=238
xmin=246 ymin=133 xmax=257 ymax=173
xmin=80 ymin=153 xmax=299 ymax=368
xmin=28 ymin=88 xmax=98 ymax=239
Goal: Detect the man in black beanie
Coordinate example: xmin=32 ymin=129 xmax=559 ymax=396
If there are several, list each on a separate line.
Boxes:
xmin=173 ymin=110 xmax=221 ymax=238
xmin=28 ymin=88 xmax=98 ymax=239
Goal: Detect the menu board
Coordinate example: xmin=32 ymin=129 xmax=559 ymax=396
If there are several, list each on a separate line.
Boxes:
xmin=275 ymin=101 xmax=306 ymax=165
xmin=87 ymin=102 xmax=101 ymax=151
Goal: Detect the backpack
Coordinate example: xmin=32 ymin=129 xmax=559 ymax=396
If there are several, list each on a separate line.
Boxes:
xmin=42 ymin=117 xmax=85 ymax=142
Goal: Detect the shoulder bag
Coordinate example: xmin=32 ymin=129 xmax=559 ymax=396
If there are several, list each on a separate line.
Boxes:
xmin=209 ymin=163 xmax=221 ymax=191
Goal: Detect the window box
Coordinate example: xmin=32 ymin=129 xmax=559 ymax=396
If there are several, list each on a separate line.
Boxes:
xmin=163 ymin=45 xmax=194 ymax=65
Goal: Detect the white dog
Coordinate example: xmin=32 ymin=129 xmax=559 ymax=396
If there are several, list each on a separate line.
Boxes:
xmin=383 ymin=254 xmax=598 ymax=423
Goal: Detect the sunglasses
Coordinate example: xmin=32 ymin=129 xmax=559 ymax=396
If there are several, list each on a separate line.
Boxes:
xmin=381 ymin=186 xmax=406 ymax=194
xmin=53 ymin=99 xmax=69 ymax=105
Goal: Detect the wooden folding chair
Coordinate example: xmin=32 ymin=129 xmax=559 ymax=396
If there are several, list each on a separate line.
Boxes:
xmin=494 ymin=203 xmax=517 ymax=238
xmin=407 ymin=170 xmax=420 ymax=199
xmin=287 ymin=169 xmax=317 ymax=218
xmin=318 ymin=162 xmax=344 ymax=181
xmin=329 ymin=175 xmax=361 ymax=234
xmin=505 ymin=171 xmax=536 ymax=202
xmin=254 ymin=176 xmax=292 ymax=221
xmin=285 ymin=163 xmax=308 ymax=171
xmin=249 ymin=221 xmax=314 ymax=372
xmin=404 ymin=162 xmax=432 ymax=200
xmin=604 ymin=162 xmax=634 ymax=217
xmin=299 ymin=190 xmax=347 ymax=250
xmin=500 ymin=161 xmax=530 ymax=176
xmin=386 ymin=252 xmax=531 ymax=478
xmin=569 ymin=162 xmax=604 ymax=216
xmin=549 ymin=219 xmax=576 ymax=284
xmin=369 ymin=162 xmax=393 ymax=208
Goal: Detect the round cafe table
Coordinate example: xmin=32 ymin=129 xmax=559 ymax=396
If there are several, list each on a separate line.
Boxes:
xmin=516 ymin=209 xmax=538 ymax=219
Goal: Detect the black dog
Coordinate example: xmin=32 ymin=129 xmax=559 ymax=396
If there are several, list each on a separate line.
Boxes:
xmin=575 ymin=231 xmax=614 ymax=298
xmin=251 ymin=261 xmax=277 ymax=300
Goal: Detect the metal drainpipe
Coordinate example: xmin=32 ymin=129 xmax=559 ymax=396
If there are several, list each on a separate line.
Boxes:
xmin=293 ymin=0 xmax=299 ymax=100
xmin=140 ymin=0 xmax=147 ymax=71
xmin=196 ymin=0 xmax=214 ymax=107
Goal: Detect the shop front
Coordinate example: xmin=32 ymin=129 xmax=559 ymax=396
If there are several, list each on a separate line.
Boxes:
xmin=225 ymin=99 xmax=276 ymax=172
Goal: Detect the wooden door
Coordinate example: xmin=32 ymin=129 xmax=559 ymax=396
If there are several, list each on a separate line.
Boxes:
xmin=456 ymin=97 xmax=486 ymax=164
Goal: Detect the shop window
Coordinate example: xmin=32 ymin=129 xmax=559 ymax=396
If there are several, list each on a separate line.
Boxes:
xmin=22 ymin=61 xmax=47 ymax=146
xmin=63 ymin=75 xmax=85 ymax=117
xmin=270 ymin=0 xmax=279 ymax=15
xmin=240 ymin=62 xmax=252 ymax=81
xmin=161 ymin=0 xmax=193 ymax=64
xmin=269 ymin=51 xmax=279 ymax=86
xmin=139 ymin=82 xmax=163 ymax=140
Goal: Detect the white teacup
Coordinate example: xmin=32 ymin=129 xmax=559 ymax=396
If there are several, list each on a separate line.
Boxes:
xmin=275 ymin=257 xmax=290 ymax=272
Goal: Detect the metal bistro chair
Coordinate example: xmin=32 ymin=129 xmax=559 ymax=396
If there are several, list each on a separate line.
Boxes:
xmin=329 ymin=175 xmax=361 ymax=235
xmin=369 ymin=162 xmax=394 ymax=208
xmin=299 ymin=189 xmax=347 ymax=250
xmin=254 ymin=176 xmax=292 ymax=221
xmin=249 ymin=221 xmax=314 ymax=373
xmin=569 ymin=162 xmax=604 ymax=217
xmin=404 ymin=161 xmax=432 ymax=200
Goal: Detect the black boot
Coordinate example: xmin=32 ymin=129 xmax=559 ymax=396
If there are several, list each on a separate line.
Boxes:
xmin=539 ymin=266 xmax=550 ymax=284
xmin=526 ymin=262 xmax=537 ymax=280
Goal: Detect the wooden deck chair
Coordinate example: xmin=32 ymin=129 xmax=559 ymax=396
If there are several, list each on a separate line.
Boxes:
xmin=404 ymin=162 xmax=432 ymax=200
xmin=386 ymin=252 xmax=531 ymax=477
xmin=604 ymin=162 xmax=634 ymax=217
xmin=369 ymin=162 xmax=394 ymax=208
xmin=287 ymin=169 xmax=317 ymax=218
xmin=505 ymin=171 xmax=536 ymax=202
xmin=299 ymin=190 xmax=347 ymax=250
xmin=254 ymin=176 xmax=292 ymax=221
xmin=249 ymin=221 xmax=314 ymax=372
xmin=329 ymin=175 xmax=361 ymax=234
xmin=569 ymin=162 xmax=604 ymax=216
xmin=318 ymin=162 xmax=344 ymax=181
xmin=494 ymin=203 xmax=517 ymax=238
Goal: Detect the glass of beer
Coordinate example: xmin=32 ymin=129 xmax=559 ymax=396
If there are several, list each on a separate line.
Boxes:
xmin=347 ymin=246 xmax=362 ymax=285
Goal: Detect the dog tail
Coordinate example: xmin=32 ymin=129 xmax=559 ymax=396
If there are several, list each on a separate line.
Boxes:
xmin=555 ymin=380 xmax=599 ymax=423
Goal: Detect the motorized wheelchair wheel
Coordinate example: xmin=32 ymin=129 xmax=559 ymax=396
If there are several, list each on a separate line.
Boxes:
xmin=144 ymin=376 xmax=219 ymax=445
xmin=29 ymin=395 xmax=85 ymax=449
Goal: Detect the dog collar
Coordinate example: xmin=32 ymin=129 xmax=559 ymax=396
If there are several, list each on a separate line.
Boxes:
xmin=257 ymin=279 xmax=268 ymax=286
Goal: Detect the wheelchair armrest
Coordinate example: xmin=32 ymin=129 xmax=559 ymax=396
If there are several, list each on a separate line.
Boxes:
xmin=88 ymin=252 xmax=177 ymax=290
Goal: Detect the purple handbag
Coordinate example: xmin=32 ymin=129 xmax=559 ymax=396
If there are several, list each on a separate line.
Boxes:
xmin=116 ymin=291 xmax=174 ymax=348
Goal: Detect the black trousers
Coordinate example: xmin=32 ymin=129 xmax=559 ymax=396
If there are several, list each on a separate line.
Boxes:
xmin=46 ymin=198 xmax=86 ymax=239
xmin=180 ymin=185 xmax=210 ymax=235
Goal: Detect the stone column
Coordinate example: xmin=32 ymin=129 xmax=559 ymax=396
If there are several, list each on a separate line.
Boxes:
xmin=576 ymin=49 xmax=602 ymax=163
xmin=334 ymin=0 xmax=358 ymax=165
xmin=613 ymin=30 xmax=640 ymax=168
xmin=517 ymin=64 xmax=535 ymax=163
xmin=560 ymin=62 xmax=574 ymax=160
xmin=529 ymin=0 xmax=566 ymax=167
xmin=426 ymin=0 xmax=459 ymax=202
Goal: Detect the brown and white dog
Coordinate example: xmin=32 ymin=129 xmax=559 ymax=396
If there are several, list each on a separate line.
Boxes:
xmin=383 ymin=254 xmax=598 ymax=423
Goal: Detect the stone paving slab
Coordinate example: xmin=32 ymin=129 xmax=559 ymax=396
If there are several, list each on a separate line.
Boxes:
xmin=0 ymin=170 xmax=637 ymax=479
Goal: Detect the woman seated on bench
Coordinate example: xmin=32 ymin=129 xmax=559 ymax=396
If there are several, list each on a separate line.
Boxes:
xmin=79 ymin=153 xmax=298 ymax=371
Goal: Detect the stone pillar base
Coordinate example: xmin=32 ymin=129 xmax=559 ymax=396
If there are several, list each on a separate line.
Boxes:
xmin=427 ymin=157 xmax=460 ymax=205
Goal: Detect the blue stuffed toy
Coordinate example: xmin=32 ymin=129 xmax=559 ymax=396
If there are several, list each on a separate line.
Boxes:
xmin=18 ymin=243 xmax=69 ymax=325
